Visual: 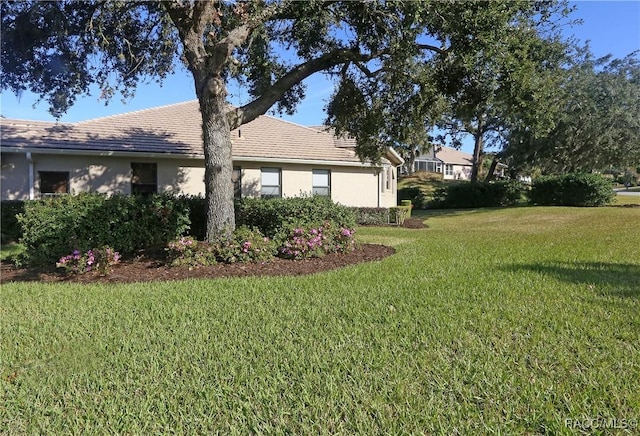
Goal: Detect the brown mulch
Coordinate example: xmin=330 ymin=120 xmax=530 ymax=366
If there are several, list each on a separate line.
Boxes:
xmin=402 ymin=217 xmax=428 ymax=229
xmin=0 ymin=243 xmax=396 ymax=284
xmin=0 ymin=219 xmax=426 ymax=285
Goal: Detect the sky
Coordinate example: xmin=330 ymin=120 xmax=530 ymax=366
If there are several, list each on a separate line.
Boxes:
xmin=1 ymin=1 xmax=639 ymax=154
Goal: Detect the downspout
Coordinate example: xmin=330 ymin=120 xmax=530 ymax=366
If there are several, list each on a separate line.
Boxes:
xmin=26 ymin=152 xmax=35 ymax=200
xmin=377 ymin=171 xmax=381 ymax=208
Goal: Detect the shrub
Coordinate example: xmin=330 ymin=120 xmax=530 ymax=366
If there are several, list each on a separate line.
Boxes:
xmin=1 ymin=200 xmax=25 ymax=244
xmin=390 ymin=206 xmax=410 ymax=225
xmin=399 ymin=200 xmax=412 ymax=218
xmin=18 ymin=193 xmax=190 ymax=266
xmin=56 ymin=246 xmax=121 ymax=275
xmin=350 ymin=207 xmax=389 ymax=226
xmin=429 ymin=180 xmax=524 ymax=209
xmin=529 ymin=173 xmax=615 ymax=207
xmin=214 ymin=227 xmax=276 ymax=264
xmin=277 ymin=221 xmax=356 ymax=260
xmin=398 ymin=187 xmax=427 ymax=210
xmin=166 ymin=228 xmax=275 ymax=267
xmin=235 ymin=196 xmax=355 ymax=239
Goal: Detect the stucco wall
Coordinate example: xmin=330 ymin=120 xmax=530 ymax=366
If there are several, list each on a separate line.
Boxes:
xmin=1 ymin=152 xmax=398 ymax=207
xmin=236 ymin=162 xmax=394 ymax=207
xmin=1 ymin=153 xmax=30 ymax=200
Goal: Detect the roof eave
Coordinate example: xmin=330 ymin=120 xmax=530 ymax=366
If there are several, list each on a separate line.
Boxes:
xmin=1 ymin=146 xmax=384 ymax=168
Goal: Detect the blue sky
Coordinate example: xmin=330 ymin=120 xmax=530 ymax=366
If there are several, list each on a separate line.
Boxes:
xmin=2 ymin=1 xmax=639 ymax=153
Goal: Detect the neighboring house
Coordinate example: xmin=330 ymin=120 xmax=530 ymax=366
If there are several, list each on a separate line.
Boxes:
xmin=1 ymin=101 xmax=403 ymax=207
xmin=412 ymin=146 xmax=474 ymax=180
xmin=412 ymin=146 xmax=506 ymax=180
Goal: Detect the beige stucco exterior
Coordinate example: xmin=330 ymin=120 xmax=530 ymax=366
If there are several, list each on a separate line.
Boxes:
xmin=1 ymin=152 xmax=399 ymax=207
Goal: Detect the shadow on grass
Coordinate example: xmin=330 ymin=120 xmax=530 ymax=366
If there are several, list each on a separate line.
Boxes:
xmin=503 ymin=261 xmax=640 ymax=299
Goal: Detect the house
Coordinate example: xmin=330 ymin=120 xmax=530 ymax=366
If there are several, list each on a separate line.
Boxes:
xmin=412 ymin=146 xmax=474 ymax=180
xmin=412 ymin=146 xmax=506 ymax=180
xmin=1 ymin=101 xmax=403 ymax=207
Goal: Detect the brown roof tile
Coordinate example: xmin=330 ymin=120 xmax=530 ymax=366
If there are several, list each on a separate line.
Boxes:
xmin=1 ymin=101 xmax=368 ymax=163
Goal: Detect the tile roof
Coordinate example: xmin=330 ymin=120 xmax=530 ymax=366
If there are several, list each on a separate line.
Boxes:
xmin=435 ymin=146 xmax=473 ymax=166
xmin=1 ymin=100 xmax=380 ymax=164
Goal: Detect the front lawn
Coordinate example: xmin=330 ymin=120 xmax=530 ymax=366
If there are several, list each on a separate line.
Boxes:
xmin=2 ymin=206 xmax=639 ymax=433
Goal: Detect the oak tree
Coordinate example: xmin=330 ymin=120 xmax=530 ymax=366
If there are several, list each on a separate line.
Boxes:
xmin=2 ymin=0 xmax=575 ymax=240
xmin=505 ymin=46 xmax=640 ymax=174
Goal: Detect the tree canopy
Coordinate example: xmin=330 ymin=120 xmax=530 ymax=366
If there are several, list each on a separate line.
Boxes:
xmin=2 ymin=0 xmax=580 ymax=239
xmin=504 ymin=46 xmax=640 ymax=174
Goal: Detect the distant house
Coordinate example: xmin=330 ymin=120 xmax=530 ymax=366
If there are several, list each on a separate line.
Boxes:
xmin=1 ymin=101 xmax=403 ymax=207
xmin=412 ymin=146 xmax=474 ymax=180
xmin=412 ymin=146 xmax=506 ymax=180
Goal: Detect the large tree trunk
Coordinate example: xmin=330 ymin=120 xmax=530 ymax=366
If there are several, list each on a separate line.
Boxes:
xmin=195 ymin=74 xmax=236 ymax=242
xmin=470 ymin=130 xmax=484 ymax=182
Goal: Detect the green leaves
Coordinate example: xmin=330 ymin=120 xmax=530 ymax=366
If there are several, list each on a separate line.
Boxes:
xmin=506 ymin=47 xmax=640 ymax=173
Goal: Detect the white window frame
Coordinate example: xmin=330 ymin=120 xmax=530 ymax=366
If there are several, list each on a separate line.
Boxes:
xmin=445 ymin=164 xmax=454 ymax=176
xmin=261 ymin=167 xmax=281 ymax=198
xmin=312 ymin=169 xmax=331 ymax=197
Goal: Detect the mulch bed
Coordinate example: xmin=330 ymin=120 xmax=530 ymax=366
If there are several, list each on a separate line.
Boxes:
xmin=1 ymin=244 xmax=395 ymax=284
xmin=0 ymin=219 xmax=425 ymax=285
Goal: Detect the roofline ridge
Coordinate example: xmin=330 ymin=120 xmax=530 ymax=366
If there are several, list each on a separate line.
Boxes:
xmin=0 ymin=117 xmax=67 ymax=125
xmin=260 ymin=113 xmax=332 ymax=134
xmin=76 ymin=99 xmax=199 ymax=124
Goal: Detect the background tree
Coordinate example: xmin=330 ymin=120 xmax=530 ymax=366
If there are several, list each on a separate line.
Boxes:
xmin=504 ymin=46 xmax=640 ymax=175
xmin=430 ymin=4 xmax=571 ymax=182
xmin=326 ymin=1 xmax=574 ymax=183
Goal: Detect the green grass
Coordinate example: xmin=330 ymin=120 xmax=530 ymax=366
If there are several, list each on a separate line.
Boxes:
xmin=615 ymin=192 xmax=640 ymax=205
xmin=2 ymin=207 xmax=639 ymax=434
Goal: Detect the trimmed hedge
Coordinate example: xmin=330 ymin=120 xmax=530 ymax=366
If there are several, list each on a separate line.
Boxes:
xmin=529 ymin=173 xmax=615 ymax=206
xmin=398 ymin=187 xmax=427 ymax=210
xmin=234 ymin=196 xmax=356 ymax=239
xmin=15 ymin=194 xmax=368 ymax=266
xmin=1 ymin=200 xmax=25 ymax=244
xmin=429 ymin=180 xmax=524 ymax=209
xmin=350 ymin=207 xmax=390 ymax=226
xmin=18 ymin=194 xmax=190 ymax=266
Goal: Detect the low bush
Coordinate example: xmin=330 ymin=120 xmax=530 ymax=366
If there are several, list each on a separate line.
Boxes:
xmin=277 ymin=221 xmax=356 ymax=260
xmin=235 ymin=196 xmax=355 ymax=238
xmin=350 ymin=207 xmax=389 ymax=226
xmin=166 ymin=228 xmax=276 ymax=267
xmin=56 ymin=246 xmax=121 ymax=275
xmin=390 ymin=206 xmax=410 ymax=225
xmin=429 ymin=180 xmax=524 ymax=209
xmin=529 ymin=173 xmax=615 ymax=206
xmin=18 ymin=193 xmax=190 ymax=266
xmin=1 ymin=200 xmax=25 ymax=244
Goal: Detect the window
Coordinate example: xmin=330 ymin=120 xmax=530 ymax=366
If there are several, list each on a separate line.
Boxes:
xmin=445 ymin=164 xmax=454 ymax=176
xmin=131 ymin=163 xmax=157 ymax=195
xmin=39 ymin=171 xmax=69 ymax=195
xmin=261 ymin=168 xmax=281 ymax=198
xmin=312 ymin=169 xmax=330 ymax=197
xmin=385 ymin=167 xmax=392 ymax=191
xmin=232 ymin=166 xmax=242 ymax=199
xmin=414 ymin=160 xmax=443 ymax=173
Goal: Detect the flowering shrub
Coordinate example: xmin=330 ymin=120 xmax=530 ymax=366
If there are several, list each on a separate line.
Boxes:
xmin=277 ymin=222 xmax=356 ymax=260
xmin=165 ymin=236 xmax=216 ymax=267
xmin=166 ymin=228 xmax=275 ymax=266
xmin=213 ymin=227 xmax=276 ymax=264
xmin=56 ymin=246 xmax=121 ymax=275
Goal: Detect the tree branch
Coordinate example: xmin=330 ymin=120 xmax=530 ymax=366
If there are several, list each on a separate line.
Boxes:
xmin=417 ymin=43 xmax=448 ymax=55
xmin=227 ymin=48 xmax=381 ymax=129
